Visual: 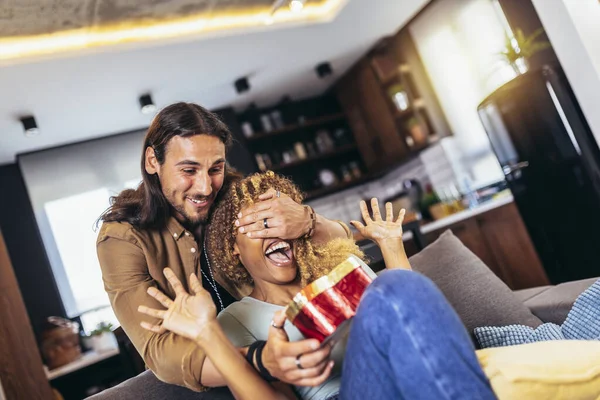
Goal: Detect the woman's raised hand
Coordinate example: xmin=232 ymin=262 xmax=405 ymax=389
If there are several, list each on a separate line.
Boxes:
xmin=350 ymin=198 xmax=406 ymax=246
xmin=138 ymin=268 xmax=217 ymax=343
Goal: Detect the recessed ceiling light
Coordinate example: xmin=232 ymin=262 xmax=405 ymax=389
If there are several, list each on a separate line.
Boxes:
xmin=235 ymin=77 xmax=251 ymax=94
xmin=316 ymin=62 xmax=333 ymax=78
xmin=20 ymin=116 xmax=39 ymax=137
xmin=289 ymin=0 xmax=306 ymax=13
xmin=139 ymin=94 xmax=157 ymax=114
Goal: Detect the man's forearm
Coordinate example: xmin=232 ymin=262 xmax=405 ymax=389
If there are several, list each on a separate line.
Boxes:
xmin=312 ymin=214 xmax=349 ymax=244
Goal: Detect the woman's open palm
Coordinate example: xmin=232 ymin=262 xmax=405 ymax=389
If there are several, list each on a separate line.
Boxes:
xmin=350 ymin=198 xmax=406 ymax=244
xmin=138 ymin=268 xmax=216 ymax=342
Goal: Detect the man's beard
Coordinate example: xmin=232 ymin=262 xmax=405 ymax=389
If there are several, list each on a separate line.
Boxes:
xmin=172 ymin=202 xmax=209 ymax=228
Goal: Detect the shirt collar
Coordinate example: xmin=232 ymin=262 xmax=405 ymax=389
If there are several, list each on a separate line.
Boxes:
xmin=166 ymin=216 xmax=187 ymax=241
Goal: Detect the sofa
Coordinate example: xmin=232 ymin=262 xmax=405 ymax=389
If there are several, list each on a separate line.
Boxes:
xmin=88 ymin=231 xmax=598 ymax=400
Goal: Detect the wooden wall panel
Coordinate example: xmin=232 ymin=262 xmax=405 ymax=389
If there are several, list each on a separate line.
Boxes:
xmin=0 ymin=230 xmax=54 ymax=400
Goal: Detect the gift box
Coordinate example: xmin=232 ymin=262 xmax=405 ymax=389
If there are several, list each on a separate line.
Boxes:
xmin=285 ymin=255 xmax=376 ymax=343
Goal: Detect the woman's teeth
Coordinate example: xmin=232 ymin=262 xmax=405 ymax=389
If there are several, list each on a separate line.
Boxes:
xmin=265 ymin=241 xmax=290 ymax=255
xmin=265 ymin=241 xmax=293 ymax=265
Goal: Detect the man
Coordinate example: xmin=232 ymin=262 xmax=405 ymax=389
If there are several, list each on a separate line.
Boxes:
xmin=97 ymin=102 xmax=350 ymax=392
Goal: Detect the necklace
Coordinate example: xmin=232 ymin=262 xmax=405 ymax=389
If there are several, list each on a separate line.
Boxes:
xmin=202 ymin=239 xmax=224 ymax=312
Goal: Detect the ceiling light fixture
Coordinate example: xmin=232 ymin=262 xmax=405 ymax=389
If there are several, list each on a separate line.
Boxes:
xmin=316 ymin=62 xmax=333 ymax=78
xmin=139 ymin=94 xmax=157 ymax=114
xmin=0 ymin=0 xmax=348 ymax=62
xmin=20 ymin=116 xmax=39 ymax=137
xmin=289 ymin=0 xmax=306 ymax=13
xmin=235 ymin=77 xmax=251 ymax=94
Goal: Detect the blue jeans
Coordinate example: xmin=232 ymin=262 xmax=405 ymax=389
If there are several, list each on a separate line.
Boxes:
xmin=340 ymin=270 xmax=496 ymax=400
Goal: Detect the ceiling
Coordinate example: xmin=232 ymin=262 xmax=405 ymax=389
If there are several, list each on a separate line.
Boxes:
xmin=0 ymin=0 xmax=312 ymax=38
xmin=0 ymin=0 xmax=428 ymax=165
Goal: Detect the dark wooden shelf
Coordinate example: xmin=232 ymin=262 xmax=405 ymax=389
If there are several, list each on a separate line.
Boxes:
xmin=305 ymin=174 xmax=375 ymax=201
xmin=271 ymin=143 xmax=358 ymax=171
xmin=246 ymin=113 xmax=346 ymax=142
xmin=394 ymin=108 xmax=414 ymax=119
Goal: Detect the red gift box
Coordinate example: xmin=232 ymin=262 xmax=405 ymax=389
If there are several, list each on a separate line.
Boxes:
xmin=285 ymin=255 xmax=375 ymax=343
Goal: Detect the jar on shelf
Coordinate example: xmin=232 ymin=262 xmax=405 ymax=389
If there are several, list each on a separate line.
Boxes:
xmin=388 ymin=84 xmax=410 ymax=111
xmin=241 ymin=122 xmax=254 ymax=138
xmin=294 ymin=142 xmax=307 ymax=160
xmin=260 ymin=114 xmax=273 ymax=132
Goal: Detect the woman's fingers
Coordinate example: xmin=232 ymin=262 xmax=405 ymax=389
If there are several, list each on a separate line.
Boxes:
xmin=289 ymin=344 xmax=332 ymax=370
xmin=189 ymin=273 xmax=203 ymax=296
xmin=163 ymin=268 xmax=186 ymax=295
xmin=284 ymin=358 xmax=333 ymax=382
xmin=268 ymin=310 xmax=290 ymax=342
xmin=140 ymin=321 xmax=166 ymax=334
xmin=396 ymin=208 xmax=406 ymax=224
xmin=138 ymin=305 xmax=166 ymax=319
xmin=294 ymin=360 xmax=335 ymax=387
xmin=385 ymin=202 xmax=393 ymax=221
xmin=359 ymin=201 xmax=372 ymax=224
xmin=370 ymin=198 xmax=382 ymax=221
xmin=146 ymin=286 xmax=173 ymax=308
xmin=350 ymin=220 xmax=365 ymax=234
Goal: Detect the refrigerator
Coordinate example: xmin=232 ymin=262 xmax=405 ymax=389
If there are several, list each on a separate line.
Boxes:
xmin=478 ymin=65 xmax=600 ymax=284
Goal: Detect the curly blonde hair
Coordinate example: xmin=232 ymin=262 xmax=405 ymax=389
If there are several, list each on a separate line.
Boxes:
xmin=206 ymin=171 xmax=364 ymax=291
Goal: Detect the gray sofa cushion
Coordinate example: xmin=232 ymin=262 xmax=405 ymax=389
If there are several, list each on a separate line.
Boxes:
xmin=409 ymin=230 xmax=543 ymax=338
xmin=518 ymin=278 xmax=598 ymax=324
xmin=86 ymin=370 xmax=234 ymax=400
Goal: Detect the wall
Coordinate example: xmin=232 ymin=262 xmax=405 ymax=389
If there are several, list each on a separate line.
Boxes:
xmin=531 ymin=0 xmax=600 ymax=147
xmin=562 ymin=0 xmax=600 ymax=79
xmin=0 ymin=164 xmax=66 ymax=338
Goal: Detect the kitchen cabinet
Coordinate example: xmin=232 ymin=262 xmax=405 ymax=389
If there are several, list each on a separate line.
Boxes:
xmin=336 ymin=59 xmax=408 ymax=172
xmin=405 ymin=202 xmax=550 ymax=290
xmin=334 ymin=30 xmax=451 ymax=174
xmin=236 ymin=94 xmax=368 ymax=200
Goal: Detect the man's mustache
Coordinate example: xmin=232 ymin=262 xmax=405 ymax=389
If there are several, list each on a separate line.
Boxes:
xmin=187 ymin=194 xmax=212 ymax=201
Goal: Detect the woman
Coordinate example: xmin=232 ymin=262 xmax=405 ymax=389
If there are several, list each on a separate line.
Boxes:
xmin=138 ymin=172 xmax=495 ymax=400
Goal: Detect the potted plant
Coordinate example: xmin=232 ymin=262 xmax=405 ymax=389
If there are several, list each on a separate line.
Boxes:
xmin=406 ymin=117 xmax=427 ymax=146
xmin=500 ymin=28 xmax=551 ymax=75
xmin=88 ymin=322 xmax=118 ymax=353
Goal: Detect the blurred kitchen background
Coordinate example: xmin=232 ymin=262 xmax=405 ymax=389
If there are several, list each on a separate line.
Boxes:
xmin=2 ymin=0 xmax=600 ymax=398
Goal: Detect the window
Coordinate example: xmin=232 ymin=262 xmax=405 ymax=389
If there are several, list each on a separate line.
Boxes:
xmin=45 ymin=188 xmax=113 ymax=316
xmin=19 ymin=129 xmax=145 ymax=321
xmin=409 ymin=0 xmax=517 ymax=189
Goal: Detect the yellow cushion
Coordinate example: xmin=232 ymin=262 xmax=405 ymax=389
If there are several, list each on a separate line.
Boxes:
xmin=476 ymin=341 xmax=600 ymax=400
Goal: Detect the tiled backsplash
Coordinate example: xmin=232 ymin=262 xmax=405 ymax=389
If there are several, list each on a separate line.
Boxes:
xmin=307 ymin=157 xmax=430 ymax=224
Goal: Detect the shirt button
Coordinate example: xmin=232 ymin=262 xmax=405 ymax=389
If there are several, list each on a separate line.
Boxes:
xmin=191 ymin=248 xmax=196 ymax=253
xmin=173 ymin=233 xmax=178 ymax=238
xmin=185 ymin=232 xmax=190 ymax=236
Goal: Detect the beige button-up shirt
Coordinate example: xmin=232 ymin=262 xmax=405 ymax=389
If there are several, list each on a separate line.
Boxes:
xmin=97 ymin=216 xmax=246 ymax=391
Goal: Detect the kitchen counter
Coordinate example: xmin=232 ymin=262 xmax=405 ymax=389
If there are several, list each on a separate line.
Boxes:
xmin=420 ymin=192 xmax=514 ymax=235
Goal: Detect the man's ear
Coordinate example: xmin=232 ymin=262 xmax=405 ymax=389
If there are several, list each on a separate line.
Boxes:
xmin=233 ymin=242 xmax=240 ymax=258
xmin=145 ymin=146 xmax=159 ymax=175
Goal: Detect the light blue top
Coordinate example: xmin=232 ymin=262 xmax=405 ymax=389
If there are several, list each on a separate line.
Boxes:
xmin=218 ymin=296 xmax=347 ymax=400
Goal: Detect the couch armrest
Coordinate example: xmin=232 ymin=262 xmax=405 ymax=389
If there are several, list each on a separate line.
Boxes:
xmin=514 ymin=278 xmax=598 ymax=325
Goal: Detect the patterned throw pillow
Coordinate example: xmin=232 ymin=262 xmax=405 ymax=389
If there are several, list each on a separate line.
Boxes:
xmin=475 ymin=279 xmax=600 ymax=348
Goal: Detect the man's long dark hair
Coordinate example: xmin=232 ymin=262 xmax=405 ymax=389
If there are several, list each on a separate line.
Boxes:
xmin=100 ymin=102 xmax=239 ymax=230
